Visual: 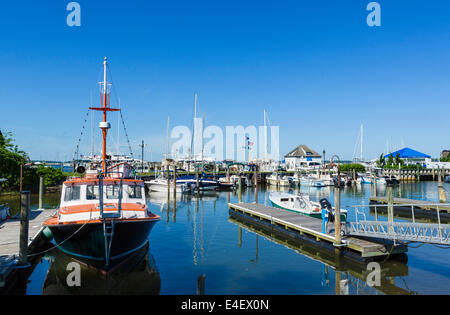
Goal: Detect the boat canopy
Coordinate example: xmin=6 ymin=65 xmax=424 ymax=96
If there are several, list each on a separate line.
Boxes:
xmin=384 ymin=147 xmax=431 ymax=159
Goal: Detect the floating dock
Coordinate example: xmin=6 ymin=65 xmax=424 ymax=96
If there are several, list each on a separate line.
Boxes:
xmin=369 ymin=196 xmax=450 ymax=212
xmin=228 ymin=202 xmax=407 ymax=263
xmin=369 ymin=196 xmax=450 ymax=223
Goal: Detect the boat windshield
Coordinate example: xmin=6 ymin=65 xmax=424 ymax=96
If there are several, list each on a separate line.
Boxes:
xmin=86 ymin=185 xmax=100 ymax=200
xmin=126 ymin=185 xmax=143 ymax=199
xmin=64 ymin=186 xmax=81 ymax=202
xmin=106 ymin=185 xmax=121 ymax=199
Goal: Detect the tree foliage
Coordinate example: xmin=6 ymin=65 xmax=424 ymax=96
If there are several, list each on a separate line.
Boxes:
xmin=339 ymin=163 xmax=366 ymax=173
xmin=0 ymin=130 xmax=66 ymax=190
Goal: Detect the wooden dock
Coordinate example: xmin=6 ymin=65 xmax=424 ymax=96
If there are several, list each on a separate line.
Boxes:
xmin=0 ymin=209 xmax=55 ymax=291
xmin=0 ymin=210 xmax=54 ymax=258
xmin=228 ymin=203 xmax=407 ymax=262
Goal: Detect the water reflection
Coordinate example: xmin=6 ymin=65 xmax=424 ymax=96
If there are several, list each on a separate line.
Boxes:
xmin=42 ymin=243 xmax=161 ymax=295
xmin=229 ymin=215 xmax=415 ymax=295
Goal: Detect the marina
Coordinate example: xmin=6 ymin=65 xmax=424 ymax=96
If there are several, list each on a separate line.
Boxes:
xmin=1 ymin=1 xmax=450 ymax=298
xmin=0 ymin=180 xmax=449 ymax=294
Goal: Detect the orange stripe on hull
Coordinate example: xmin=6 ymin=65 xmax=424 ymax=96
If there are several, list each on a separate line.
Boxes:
xmin=44 ymin=213 xmax=161 ymax=227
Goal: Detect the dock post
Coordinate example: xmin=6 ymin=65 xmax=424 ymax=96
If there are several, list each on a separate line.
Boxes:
xmin=373 ymin=173 xmax=377 ymax=197
xmin=197 ymin=274 xmax=205 ymax=295
xmin=38 ymin=175 xmax=44 ymax=210
xmin=173 ymin=164 xmax=177 ymax=198
xmin=387 ymin=183 xmax=394 ymax=234
xmin=166 ymin=164 xmax=170 ymax=195
xmin=438 ymin=168 xmax=447 ymax=203
xmin=334 ymin=186 xmax=341 ymax=246
xmin=254 ymin=166 xmax=258 ymax=204
xmin=19 ymin=191 xmax=31 ymax=266
xmin=238 ymin=175 xmax=242 ymax=203
xmin=196 ymin=167 xmax=200 ymax=195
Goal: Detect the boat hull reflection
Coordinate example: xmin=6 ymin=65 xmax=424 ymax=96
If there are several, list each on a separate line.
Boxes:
xmin=42 ymin=242 xmax=161 ymax=295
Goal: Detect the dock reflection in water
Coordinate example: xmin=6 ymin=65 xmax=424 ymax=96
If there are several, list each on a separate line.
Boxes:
xmin=229 ymin=215 xmax=415 ymax=295
xmin=42 ymin=243 xmax=161 ymax=295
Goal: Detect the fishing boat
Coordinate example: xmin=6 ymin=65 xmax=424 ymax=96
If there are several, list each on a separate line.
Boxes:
xmin=269 ymin=192 xmax=347 ymax=221
xmin=44 ymin=58 xmax=160 ymax=268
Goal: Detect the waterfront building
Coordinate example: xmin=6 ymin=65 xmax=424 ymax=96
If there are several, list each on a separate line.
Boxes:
xmin=284 ymin=145 xmax=322 ymax=171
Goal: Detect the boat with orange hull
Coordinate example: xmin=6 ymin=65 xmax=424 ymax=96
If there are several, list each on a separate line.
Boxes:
xmin=44 ymin=57 xmax=160 ymax=268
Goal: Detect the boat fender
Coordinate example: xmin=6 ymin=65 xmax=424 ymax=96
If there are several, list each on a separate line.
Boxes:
xmin=42 ymin=226 xmax=54 ymax=241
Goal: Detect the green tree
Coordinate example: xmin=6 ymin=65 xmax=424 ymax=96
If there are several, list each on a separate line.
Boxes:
xmin=394 ymin=153 xmax=403 ymax=167
xmin=340 ymin=163 xmax=366 ymax=173
xmin=377 ymin=153 xmax=386 ymax=168
xmin=386 ymin=154 xmax=394 ymax=167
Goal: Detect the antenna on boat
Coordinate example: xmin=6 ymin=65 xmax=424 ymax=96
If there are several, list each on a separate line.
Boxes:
xmin=89 ymin=57 xmax=120 ymax=173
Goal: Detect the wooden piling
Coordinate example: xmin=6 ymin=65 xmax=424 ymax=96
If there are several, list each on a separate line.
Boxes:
xmin=166 ymin=165 xmax=170 ymax=195
xmin=38 ymin=176 xmax=44 ymax=210
xmin=173 ymin=165 xmax=177 ymax=198
xmin=373 ymin=174 xmax=377 ymax=197
xmin=196 ymin=168 xmax=200 ymax=195
xmin=438 ymin=169 xmax=447 ymax=203
xmin=197 ymin=274 xmax=205 ymax=295
xmin=387 ymin=184 xmax=394 ymax=233
xmin=334 ymin=187 xmax=341 ymax=246
xmin=254 ymin=166 xmax=258 ymax=204
xmin=238 ymin=175 xmax=242 ymax=203
xmin=19 ymin=191 xmax=30 ymax=266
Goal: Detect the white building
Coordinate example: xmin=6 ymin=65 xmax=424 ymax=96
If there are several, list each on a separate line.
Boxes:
xmin=284 ymin=145 xmax=322 ymax=171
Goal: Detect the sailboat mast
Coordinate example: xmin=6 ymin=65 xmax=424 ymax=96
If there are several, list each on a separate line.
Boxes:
xmin=264 ymin=109 xmax=268 ymax=161
xmin=361 ymin=124 xmax=363 ymax=162
xmin=166 ymin=116 xmax=170 ymax=159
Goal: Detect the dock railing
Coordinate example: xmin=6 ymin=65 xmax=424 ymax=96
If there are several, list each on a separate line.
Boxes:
xmin=348 ymin=203 xmax=450 ymax=245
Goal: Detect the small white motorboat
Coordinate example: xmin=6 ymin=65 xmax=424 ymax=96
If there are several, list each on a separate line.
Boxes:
xmin=269 ymin=192 xmax=347 ymax=221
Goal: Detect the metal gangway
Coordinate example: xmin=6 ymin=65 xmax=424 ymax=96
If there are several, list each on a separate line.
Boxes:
xmin=346 ymin=203 xmax=450 ymax=245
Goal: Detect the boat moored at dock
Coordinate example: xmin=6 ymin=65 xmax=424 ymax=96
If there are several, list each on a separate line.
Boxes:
xmin=269 ymin=192 xmax=348 ymax=221
xmin=44 ymin=58 xmax=160 ymax=268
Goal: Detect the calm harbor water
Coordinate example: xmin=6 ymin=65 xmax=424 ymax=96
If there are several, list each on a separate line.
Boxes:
xmin=2 ymin=181 xmax=450 ymax=295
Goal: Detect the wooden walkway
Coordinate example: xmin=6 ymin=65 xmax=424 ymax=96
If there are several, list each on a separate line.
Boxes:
xmin=0 ymin=210 xmax=55 ymax=258
xmin=229 ymin=203 xmax=407 ymax=261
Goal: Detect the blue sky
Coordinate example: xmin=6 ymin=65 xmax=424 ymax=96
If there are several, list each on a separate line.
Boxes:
xmin=0 ymin=1 xmax=449 ymax=162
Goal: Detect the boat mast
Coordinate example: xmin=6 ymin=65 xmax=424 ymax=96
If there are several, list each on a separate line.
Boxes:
xmin=90 ymin=57 xmax=120 ymax=173
xmin=102 ymin=58 xmax=108 ymax=172
xmin=361 ymin=124 xmax=363 ymax=162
